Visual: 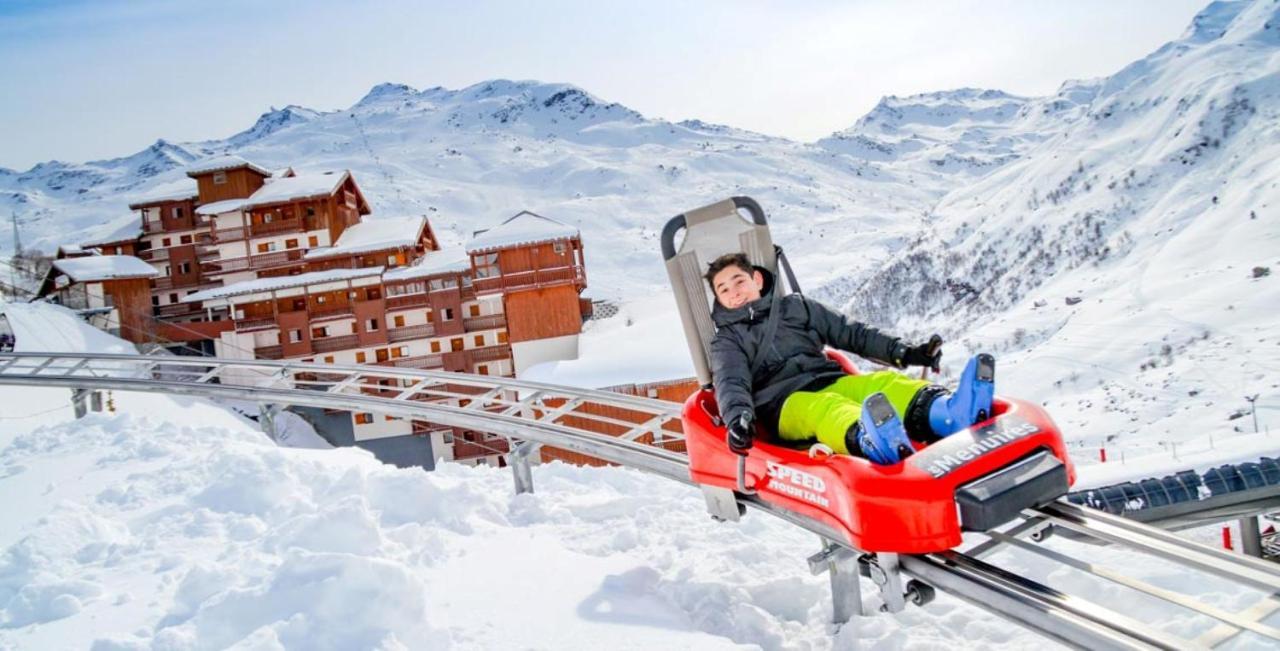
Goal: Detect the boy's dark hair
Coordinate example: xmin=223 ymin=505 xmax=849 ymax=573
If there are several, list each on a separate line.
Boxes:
xmin=704 ymin=252 xmax=753 ymax=290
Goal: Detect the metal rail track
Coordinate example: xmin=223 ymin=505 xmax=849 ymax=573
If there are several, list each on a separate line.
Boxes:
xmin=1 ymin=352 xmax=1277 ymax=650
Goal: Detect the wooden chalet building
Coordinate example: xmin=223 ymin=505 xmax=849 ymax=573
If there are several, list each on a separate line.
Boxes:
xmin=68 ymin=154 xmax=596 ymax=468
xmin=36 ymin=255 xmax=157 ymax=344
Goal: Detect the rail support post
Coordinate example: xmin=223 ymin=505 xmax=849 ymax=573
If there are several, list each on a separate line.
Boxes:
xmin=808 ymin=538 xmax=863 ymax=622
xmin=1240 ymin=516 xmax=1263 ymax=558
xmin=71 ymin=388 xmax=99 ymax=419
xmin=509 ymin=440 xmax=540 ymax=495
xmin=866 ymin=552 xmax=908 ymax=614
xmin=258 ymin=403 xmax=281 ymax=443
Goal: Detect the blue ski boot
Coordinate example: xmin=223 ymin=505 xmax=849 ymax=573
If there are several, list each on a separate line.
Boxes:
xmin=929 ymin=353 xmax=995 ymax=437
xmin=852 ymin=392 xmax=915 ymax=465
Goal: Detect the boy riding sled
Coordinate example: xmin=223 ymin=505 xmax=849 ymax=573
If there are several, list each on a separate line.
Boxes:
xmin=706 ymin=252 xmax=995 ymax=464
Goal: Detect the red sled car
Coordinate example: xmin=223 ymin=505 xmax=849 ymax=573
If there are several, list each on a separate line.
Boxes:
xmin=661 ymin=197 xmax=1075 ymax=554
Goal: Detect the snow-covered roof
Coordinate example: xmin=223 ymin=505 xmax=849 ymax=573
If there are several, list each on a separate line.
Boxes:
xmin=195 ymin=198 xmax=249 ymax=216
xmin=272 ymin=167 xmax=295 ymax=178
xmin=184 ymin=266 xmax=384 ymax=303
xmin=185 ymin=155 xmax=272 ymax=177
xmin=304 ymin=216 xmax=427 ymax=260
xmin=80 ymin=216 xmax=142 ymax=247
xmin=383 ymin=248 xmax=471 ymax=281
xmin=466 ymin=211 xmax=579 ymax=253
xmin=239 ymin=171 xmax=350 ymax=210
xmin=52 ymin=255 xmax=158 ymax=282
xmin=126 ymin=178 xmax=200 ymax=208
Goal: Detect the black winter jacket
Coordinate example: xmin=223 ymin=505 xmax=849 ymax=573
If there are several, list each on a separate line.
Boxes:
xmin=709 ymin=270 xmax=902 ymax=434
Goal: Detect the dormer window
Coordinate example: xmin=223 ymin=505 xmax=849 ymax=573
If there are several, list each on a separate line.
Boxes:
xmin=553 ymin=241 xmax=566 ymax=255
xmin=212 ymin=171 xmax=227 ymax=185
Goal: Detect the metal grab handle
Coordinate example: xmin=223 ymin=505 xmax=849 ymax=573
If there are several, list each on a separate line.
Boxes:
xmin=737 ymin=454 xmax=757 ymax=495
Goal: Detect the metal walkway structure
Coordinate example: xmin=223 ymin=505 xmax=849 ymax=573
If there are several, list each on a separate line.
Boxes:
xmin=2 ymin=352 xmax=1278 ymax=650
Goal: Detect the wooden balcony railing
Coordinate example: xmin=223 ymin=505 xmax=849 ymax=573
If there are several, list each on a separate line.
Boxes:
xmin=156 ymin=303 xmax=201 ymax=317
xmin=312 ymin=334 xmax=359 ymax=353
xmin=255 ymin=345 xmax=284 ymax=360
xmin=387 ymin=323 xmax=435 ymax=343
xmin=138 ymin=248 xmax=169 ymax=262
xmin=469 ymin=344 xmax=511 ymax=364
xmin=214 ymin=226 xmax=247 ymax=242
xmin=385 ymin=293 xmax=429 ymax=310
xmin=463 ymin=314 xmax=506 ymax=332
xmin=203 ymin=249 xmax=304 ymax=274
xmin=472 ymin=265 xmax=584 ymax=294
xmin=153 ymin=277 xmax=174 ymax=290
xmin=234 ymin=316 xmax=277 ymax=331
xmin=385 ymin=354 xmax=444 ymax=370
xmin=252 ymin=217 xmax=304 ymax=236
xmin=309 ymin=304 xmax=354 ymax=321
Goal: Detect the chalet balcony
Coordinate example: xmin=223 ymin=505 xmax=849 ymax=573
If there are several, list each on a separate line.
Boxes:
xmin=472 ymin=265 xmax=584 ymax=294
xmin=309 ymin=304 xmax=355 ymax=321
xmin=234 ymin=316 xmax=278 ymax=332
xmin=214 ymin=226 xmax=247 ymax=242
xmin=463 ymin=314 xmax=506 ymax=332
xmin=203 ymin=249 xmax=303 ymax=274
xmin=138 ymin=248 xmax=169 ymax=262
xmin=252 ymin=217 xmax=304 ymax=236
xmin=469 ymin=344 xmax=511 ymax=364
xmin=385 ymin=293 xmax=429 ymax=310
xmin=385 ymin=354 xmax=444 ymax=370
xmin=255 ymin=345 xmax=284 ymax=360
xmin=153 ymin=277 xmax=173 ymax=291
xmin=142 ymin=221 xmax=164 ymax=234
xmin=156 ymin=303 xmax=202 ymax=318
xmin=387 ymin=323 xmax=435 ymax=343
xmin=312 ymin=334 xmax=359 ymax=354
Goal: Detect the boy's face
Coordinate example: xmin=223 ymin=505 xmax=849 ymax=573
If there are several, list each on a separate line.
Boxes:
xmin=712 ymin=264 xmax=764 ymax=309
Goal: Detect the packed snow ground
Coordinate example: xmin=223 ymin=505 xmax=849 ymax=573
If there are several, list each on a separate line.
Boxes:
xmin=3 ymin=302 xmax=1278 ymax=650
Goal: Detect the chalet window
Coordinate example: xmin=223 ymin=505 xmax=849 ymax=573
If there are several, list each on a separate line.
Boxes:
xmin=469 ymin=304 xmax=480 ymax=317
xmin=168 ymin=293 xmax=178 ymax=303
xmin=324 ymin=356 xmax=334 ymax=364
xmin=473 ymin=335 xmax=484 ymax=347
xmin=477 ymin=365 xmax=489 ymax=376
xmin=442 ymin=432 xmax=454 ymax=445
xmin=450 ymin=338 xmax=463 ymax=352
xmin=178 ymin=262 xmax=191 ymax=274
xmin=394 ymin=315 xmax=405 ymax=328
xmin=180 ymin=235 xmax=192 ymax=244
xmin=174 ymin=206 xmax=184 ymax=219
xmin=430 ymin=340 xmax=441 ymax=353
xmin=554 ymin=241 xmax=566 ymax=255
xmin=498 ymin=331 xmax=508 ymax=344
xmin=292 ymin=298 xmax=305 ymax=311
xmin=351 ymin=323 xmax=359 ymax=334
xmin=375 ymin=348 xmax=389 ymax=363
xmin=151 ymin=296 xmax=159 ymax=306
xmin=366 ymin=318 xmax=379 ymax=332
xmin=312 ymin=326 xmax=329 ymax=339
xmin=475 ymin=252 xmax=499 ymax=279
xmin=316 ymin=295 xmax=327 ymax=303
xmin=306 ymin=207 xmax=316 ymax=217
xmin=162 ymin=238 xmax=172 ymax=247
xmin=163 ymin=265 xmax=171 ymax=276
xmin=365 ymin=287 xmax=381 ymax=300
xmin=308 ymin=235 xmax=319 ymax=247
xmin=212 ymin=171 xmax=227 ymax=185
xmin=355 ymin=413 xmax=372 ymax=425
xmin=441 ymin=308 xmax=454 ymax=321
xmin=289 ymin=329 xmax=303 ymax=343
xmin=263 ymin=213 xmax=274 ymax=223
xmin=355 ymin=351 xmax=367 ymax=363
xmin=395 ymin=346 xmax=408 ymax=358
xmin=257 ymin=242 xmax=277 ymax=253
xmin=285 ymin=239 xmax=298 ymax=249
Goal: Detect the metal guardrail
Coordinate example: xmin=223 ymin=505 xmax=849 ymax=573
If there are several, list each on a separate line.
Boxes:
xmin=0 ymin=351 xmax=1277 ymax=650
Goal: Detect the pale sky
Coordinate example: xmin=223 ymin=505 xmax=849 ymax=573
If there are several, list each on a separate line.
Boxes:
xmin=0 ymin=0 xmax=1210 ymax=171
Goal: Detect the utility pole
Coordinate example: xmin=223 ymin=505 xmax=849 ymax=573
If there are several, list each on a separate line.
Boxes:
xmin=7 ymin=211 xmax=19 ymax=301
xmin=1245 ymin=394 xmax=1259 ymax=434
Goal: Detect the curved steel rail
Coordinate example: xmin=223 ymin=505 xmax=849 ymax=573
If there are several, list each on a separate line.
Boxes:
xmin=1 ymin=352 xmax=1277 ymax=650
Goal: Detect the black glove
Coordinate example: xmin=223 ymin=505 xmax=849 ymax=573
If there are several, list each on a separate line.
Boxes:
xmin=726 ymin=412 xmax=755 ymax=455
xmin=895 ymin=334 xmax=943 ymax=373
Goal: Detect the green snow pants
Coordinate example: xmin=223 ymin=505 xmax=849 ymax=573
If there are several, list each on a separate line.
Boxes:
xmin=776 ymin=372 xmax=930 ymax=455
